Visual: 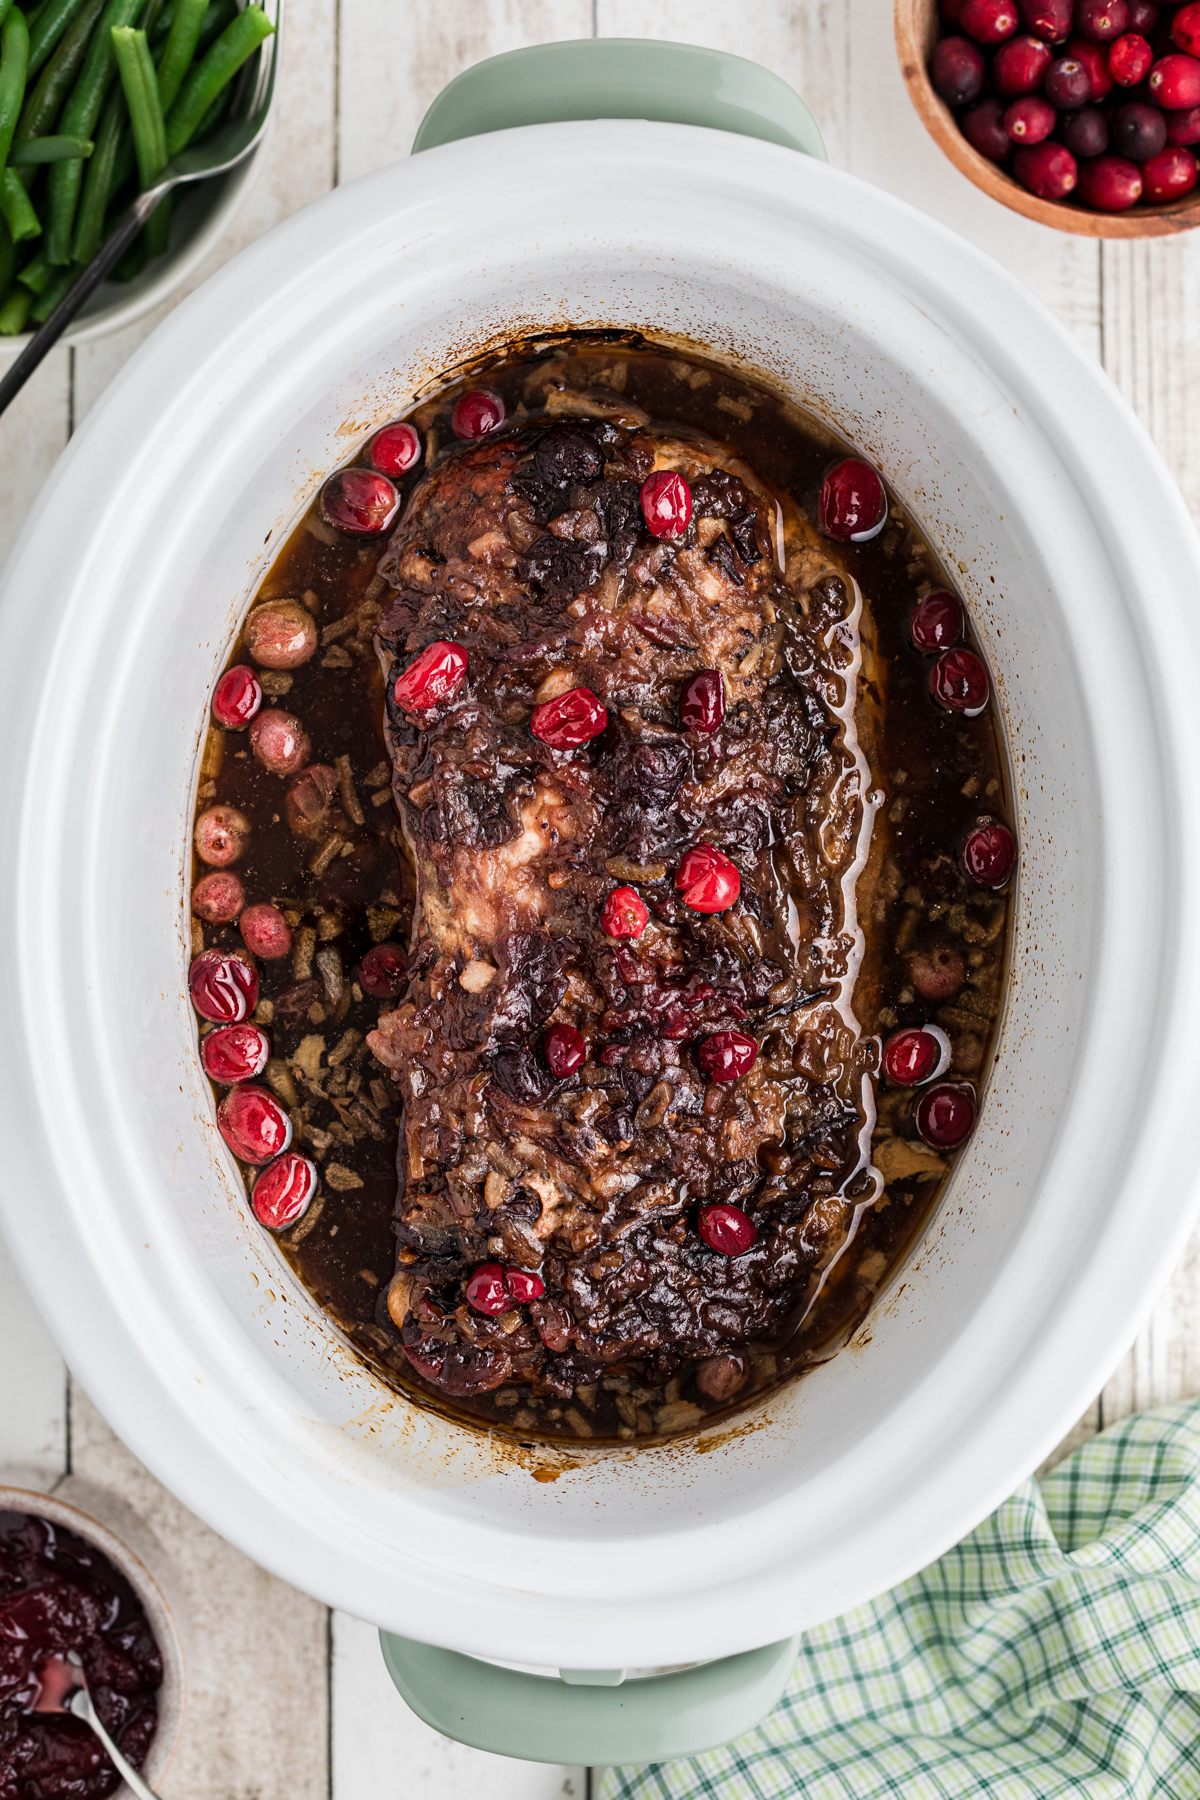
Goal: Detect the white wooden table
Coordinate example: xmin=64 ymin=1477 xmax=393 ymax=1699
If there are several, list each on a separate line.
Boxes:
xmin=2 ymin=3 xmax=1199 ymax=1795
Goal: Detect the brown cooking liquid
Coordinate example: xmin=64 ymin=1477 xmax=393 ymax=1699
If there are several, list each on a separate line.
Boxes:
xmin=191 ymin=340 xmax=1012 ymax=1446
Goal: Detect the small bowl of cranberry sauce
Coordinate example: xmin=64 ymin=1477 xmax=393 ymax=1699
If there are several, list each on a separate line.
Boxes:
xmin=897 ymin=0 xmax=1200 ymax=235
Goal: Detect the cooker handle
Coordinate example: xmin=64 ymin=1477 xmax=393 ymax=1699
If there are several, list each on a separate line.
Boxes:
xmin=411 ymin=38 xmax=826 ymax=161
xmin=379 ymin=1629 xmax=800 ymax=1766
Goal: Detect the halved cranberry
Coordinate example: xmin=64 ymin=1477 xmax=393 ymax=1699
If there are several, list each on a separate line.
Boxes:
xmin=912 ymin=590 xmax=964 ymax=652
xmin=249 ymin=708 xmax=310 ymax=777
xmin=212 ymin=664 xmax=262 ymax=730
xmin=994 ymin=33 xmax=1054 ymax=91
xmin=1143 ymin=144 xmax=1199 ymax=200
xmin=697 ymin=1204 xmax=757 ymax=1257
xmin=506 ymin=1268 xmax=545 ymax=1303
xmin=201 ymin=1022 xmax=270 ymax=1085
xmin=465 ymin=1263 xmax=510 ymax=1314
xmin=960 ymin=0 xmax=1018 ymax=41
xmin=240 ymin=903 xmax=292 ymax=960
xmin=190 ymin=948 xmax=258 ymax=1023
xmin=251 ymin=1152 xmax=317 ymax=1229
xmin=883 ymin=1025 xmax=951 ymax=1086
xmin=192 ymin=870 xmax=244 ymax=924
xmin=393 ymin=641 xmax=468 ymax=712
xmin=1014 ymin=140 xmax=1079 ymax=197
xmin=962 ymin=818 xmax=1017 ymax=886
xmin=451 ymin=389 xmax=505 ymax=440
xmin=1005 ymin=94 xmax=1057 ymax=141
xmin=1067 ymin=38 xmax=1114 ymax=98
xmin=195 ymin=804 xmax=250 ymax=867
xmin=284 ymin=764 xmax=339 ymax=839
xmin=1076 ymin=0 xmax=1128 ymax=40
xmin=1108 ymin=31 xmax=1153 ymax=83
xmin=360 ymin=942 xmax=408 ymax=998
xmin=697 ymin=1031 xmax=758 ymax=1083
xmin=544 ymin=1022 xmax=586 ymax=1079
xmin=217 ymin=1084 xmax=292 ymax=1164
xmin=1077 ymin=152 xmax=1143 ymax=208
xmin=529 ymin=685 xmax=608 ymax=748
xmin=1173 ymin=2 xmax=1200 ymax=54
xmin=930 ymin=35 xmax=986 ymax=103
xmin=244 ymin=599 xmax=318 ymax=670
xmin=1111 ymin=100 xmax=1167 ymax=159
xmin=963 ymin=98 xmax=1014 ymax=160
xmin=1016 ymin=0 xmax=1071 ymax=40
xmin=601 ymin=886 xmax=648 ymax=939
xmin=640 ymin=470 xmax=693 ymax=540
xmin=1166 ymin=105 xmax=1200 ymax=146
xmin=1045 ymin=54 xmax=1093 ymax=106
xmin=675 ymin=844 xmax=741 ymax=914
xmin=320 ymin=468 xmax=399 ymax=536
xmin=1062 ymin=106 xmax=1110 ymax=156
xmin=1149 ymin=54 xmax=1200 ymax=110
xmin=819 ymin=457 xmax=887 ymax=543
xmin=914 ymin=1082 xmax=977 ymax=1149
xmin=680 ymin=668 xmax=725 ymax=732
xmin=369 ymin=421 xmax=422 ymax=476
xmin=930 ymin=648 xmax=990 ymax=713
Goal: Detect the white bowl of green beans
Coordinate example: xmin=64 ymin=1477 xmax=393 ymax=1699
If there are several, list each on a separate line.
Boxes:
xmin=0 ymin=0 xmax=274 ymax=345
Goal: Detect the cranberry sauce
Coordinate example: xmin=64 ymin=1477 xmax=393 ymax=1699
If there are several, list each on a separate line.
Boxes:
xmin=189 ymin=339 xmax=1013 ymax=1446
xmin=0 ymin=1513 xmax=162 ymax=1800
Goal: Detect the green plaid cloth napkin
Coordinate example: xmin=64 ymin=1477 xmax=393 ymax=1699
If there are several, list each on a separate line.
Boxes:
xmin=599 ymin=1399 xmax=1200 ymax=1799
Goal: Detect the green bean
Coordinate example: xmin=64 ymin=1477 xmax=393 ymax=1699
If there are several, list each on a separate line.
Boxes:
xmin=69 ymin=67 xmax=118 ymax=258
xmin=29 ymin=252 xmax=72 ymax=314
xmin=151 ymin=0 xmax=196 ymax=112
xmin=163 ymin=3 xmax=271 ymax=156
xmin=16 ymin=242 xmax=48 ymax=287
xmin=111 ymin=24 xmax=160 ymax=185
xmin=45 ymin=0 xmax=139 ymax=260
xmin=0 ymin=163 xmax=36 ymax=235
xmin=0 ymin=281 xmax=30 ymax=329
xmin=0 ymin=215 xmax=15 ymax=303
xmin=0 ymin=7 xmax=30 ymax=171
xmin=9 ymin=129 xmax=90 ymax=159
xmin=194 ymin=0 xmax=233 ymax=52
xmin=26 ymin=0 xmax=84 ymax=79
xmin=15 ymin=0 xmax=104 ymax=150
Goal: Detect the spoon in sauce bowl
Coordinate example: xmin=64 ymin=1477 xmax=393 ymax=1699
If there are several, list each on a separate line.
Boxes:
xmin=32 ymin=1652 xmax=164 ymax=1800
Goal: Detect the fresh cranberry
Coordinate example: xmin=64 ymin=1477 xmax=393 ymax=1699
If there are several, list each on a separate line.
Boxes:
xmin=930 ymin=36 xmax=986 ymax=103
xmin=680 ymin=668 xmax=725 ymax=732
xmin=360 ymin=941 xmax=408 ymax=998
xmin=1077 ymin=152 xmax=1143 ymax=206
xmin=506 ymin=1268 xmax=545 ymax=1303
xmin=1076 ymin=0 xmax=1128 ymax=40
xmin=544 ymin=1021 xmax=586 ymax=1079
xmin=675 ymin=844 xmax=741 ymax=914
xmin=1125 ymin=0 xmax=1157 ymax=28
xmin=1005 ymin=94 xmax=1057 ymax=140
xmin=697 ymin=1203 xmax=758 ymax=1256
xmin=962 ymin=818 xmax=1017 ymax=886
xmin=960 ymin=0 xmax=1018 ymax=40
xmin=994 ymin=33 xmax=1054 ymax=90
xmin=963 ymin=98 xmax=1014 ymax=159
xmin=1110 ymin=99 xmax=1167 ymax=158
xmin=908 ymin=944 xmax=966 ymax=1002
xmin=696 ymin=1031 xmax=758 ymax=1083
xmin=912 ymin=590 xmax=964 ymax=651
xmin=1066 ymin=38 xmax=1114 ymax=98
xmin=1045 ymin=54 xmax=1093 ymax=105
xmin=189 ymin=947 xmax=258 ymax=1022
xmin=284 ymin=764 xmax=339 ymax=838
xmin=1174 ymin=2 xmax=1200 ymax=54
xmin=369 ymin=421 xmax=422 ymax=476
xmin=601 ymin=885 xmax=649 ymax=939
xmin=930 ymin=647 xmax=990 ymax=713
xmin=1143 ymin=143 xmax=1200 ymax=198
xmin=249 ymin=708 xmax=310 ymax=777
xmin=1166 ymin=104 xmax=1200 ymax=145
xmin=465 ymin=1262 xmax=510 ymax=1314
xmin=251 ymin=1151 xmax=317 ymax=1229
xmin=320 ymin=468 xmax=399 ymax=536
xmin=1014 ymin=140 xmax=1079 ymax=195
xmin=529 ymin=685 xmax=608 ymax=748
xmin=451 ymin=389 xmax=505 ymax=439
xmin=244 ymin=599 xmax=318 ymax=670
xmin=915 ymin=1082 xmax=977 ymax=1149
xmin=1016 ymin=0 xmax=1071 ymax=38
xmin=212 ymin=664 xmax=262 ymax=730
xmin=1108 ymin=31 xmax=1154 ymax=83
xmin=192 ymin=870 xmax=244 ymax=923
xmin=1150 ymin=54 xmax=1200 ymax=109
xmin=640 ymin=469 xmax=693 ymax=539
xmin=201 ymin=1022 xmax=270 ymax=1084
xmin=217 ymin=1084 xmax=291 ymax=1164
xmin=1061 ymin=105 xmax=1110 ymax=155
xmin=819 ymin=457 xmax=887 ymax=542
xmin=240 ymin=902 xmax=292 ymax=960
xmin=883 ymin=1025 xmax=951 ymax=1086
xmin=393 ymin=641 xmax=468 ymax=712
xmin=194 ymin=804 xmax=249 ymax=868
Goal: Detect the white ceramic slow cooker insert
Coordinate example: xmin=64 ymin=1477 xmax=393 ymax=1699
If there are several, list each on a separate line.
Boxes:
xmin=2 ymin=122 xmax=1199 ymax=1671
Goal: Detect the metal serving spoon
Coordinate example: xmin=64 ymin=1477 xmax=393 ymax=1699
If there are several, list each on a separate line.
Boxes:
xmin=33 ymin=1651 xmax=163 ymax=1800
xmin=0 ymin=0 xmax=282 ymax=421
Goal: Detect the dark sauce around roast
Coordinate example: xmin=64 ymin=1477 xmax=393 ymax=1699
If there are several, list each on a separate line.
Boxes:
xmin=191 ymin=337 xmax=1013 ymax=1446
xmin=0 ymin=1513 xmax=162 ymax=1800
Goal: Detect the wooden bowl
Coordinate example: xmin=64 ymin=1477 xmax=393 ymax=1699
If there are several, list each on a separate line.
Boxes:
xmin=896 ymin=0 xmax=1200 ymax=237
